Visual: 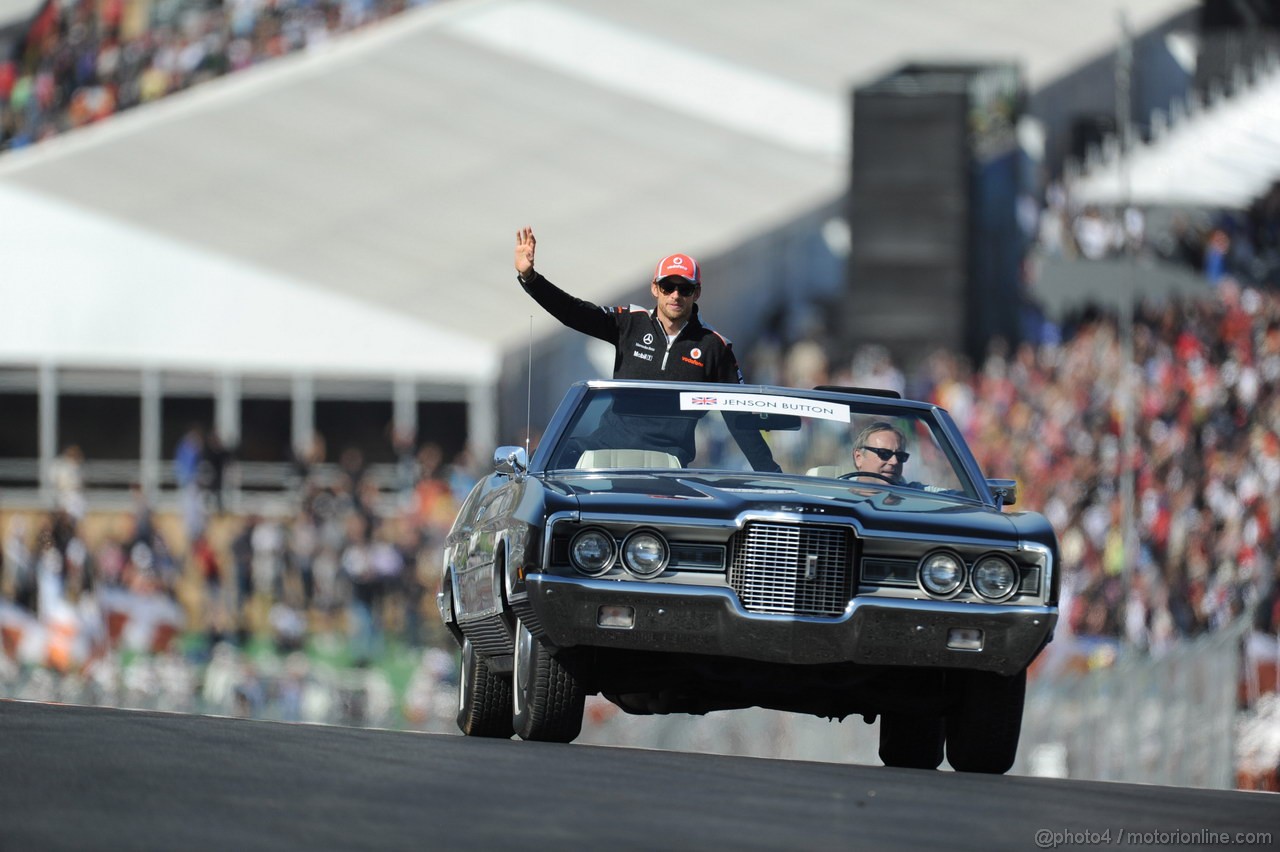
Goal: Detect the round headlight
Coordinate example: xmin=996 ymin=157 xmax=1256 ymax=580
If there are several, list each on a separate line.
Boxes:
xmin=972 ymin=554 xmax=1018 ymax=602
xmin=919 ymin=551 xmax=965 ymax=598
xmin=570 ymin=528 xmax=615 ymax=576
xmin=622 ymin=530 xmax=668 ymax=578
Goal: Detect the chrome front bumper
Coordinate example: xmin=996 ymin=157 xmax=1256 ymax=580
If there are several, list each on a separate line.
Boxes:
xmin=522 ymin=575 xmax=1057 ymax=676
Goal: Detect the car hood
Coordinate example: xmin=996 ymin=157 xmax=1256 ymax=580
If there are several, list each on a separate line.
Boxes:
xmin=550 ymin=471 xmax=1018 ymax=540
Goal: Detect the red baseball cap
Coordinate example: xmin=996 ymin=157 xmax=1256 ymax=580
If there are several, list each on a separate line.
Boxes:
xmin=653 ymin=253 xmax=700 ymax=285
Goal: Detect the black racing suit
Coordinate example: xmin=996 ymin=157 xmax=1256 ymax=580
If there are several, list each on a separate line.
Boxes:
xmin=520 ymin=271 xmax=780 ymax=471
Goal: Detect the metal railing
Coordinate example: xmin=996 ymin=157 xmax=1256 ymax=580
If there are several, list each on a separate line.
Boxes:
xmin=1015 ymin=619 xmax=1247 ymax=788
xmin=0 ymin=459 xmax=411 ymax=508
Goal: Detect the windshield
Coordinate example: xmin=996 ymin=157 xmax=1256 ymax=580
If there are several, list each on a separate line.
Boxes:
xmin=543 ymin=386 xmax=979 ymax=498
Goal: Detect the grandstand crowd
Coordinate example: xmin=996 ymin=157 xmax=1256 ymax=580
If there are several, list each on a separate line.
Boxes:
xmin=1034 ymin=176 xmax=1280 ymax=285
xmin=797 ymin=290 xmax=1277 ymax=651
xmin=0 ymin=0 xmax=431 ymax=150
xmin=1 ymin=434 xmax=472 ymax=665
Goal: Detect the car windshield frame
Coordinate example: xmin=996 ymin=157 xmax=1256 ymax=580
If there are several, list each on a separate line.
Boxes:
xmin=529 ymin=380 xmax=988 ymax=502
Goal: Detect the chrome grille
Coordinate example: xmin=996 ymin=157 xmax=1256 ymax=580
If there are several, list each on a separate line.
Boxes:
xmin=729 ymin=523 xmax=853 ymax=617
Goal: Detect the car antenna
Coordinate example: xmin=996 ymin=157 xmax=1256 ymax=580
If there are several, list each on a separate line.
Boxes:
xmin=526 ymin=315 xmax=533 ymax=460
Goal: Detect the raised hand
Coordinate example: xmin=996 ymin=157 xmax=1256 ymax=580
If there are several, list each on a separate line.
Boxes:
xmin=515 ymin=227 xmax=536 ymax=278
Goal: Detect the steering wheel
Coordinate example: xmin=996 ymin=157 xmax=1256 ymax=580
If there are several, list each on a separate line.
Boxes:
xmin=838 ymin=471 xmax=895 ymax=483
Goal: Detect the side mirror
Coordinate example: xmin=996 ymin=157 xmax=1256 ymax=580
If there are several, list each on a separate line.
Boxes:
xmin=987 ymin=478 xmax=1017 ymax=509
xmin=494 ymin=446 xmax=527 ymax=479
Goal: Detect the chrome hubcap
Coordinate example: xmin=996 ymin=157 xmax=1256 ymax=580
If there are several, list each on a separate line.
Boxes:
xmin=514 ymin=620 xmax=532 ymax=719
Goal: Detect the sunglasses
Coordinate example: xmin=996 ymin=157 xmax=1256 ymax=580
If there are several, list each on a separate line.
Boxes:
xmin=657 ymin=279 xmax=699 ymax=297
xmin=860 ymin=446 xmax=910 ymax=463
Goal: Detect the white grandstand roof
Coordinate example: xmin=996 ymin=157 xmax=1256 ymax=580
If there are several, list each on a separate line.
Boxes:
xmin=1072 ymin=61 xmax=1280 ymax=209
xmin=0 ymin=182 xmax=494 ymax=382
xmin=0 ymin=0 xmax=1196 ymax=380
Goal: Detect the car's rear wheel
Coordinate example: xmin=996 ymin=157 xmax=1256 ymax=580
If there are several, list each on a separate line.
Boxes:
xmin=512 ymin=618 xmax=585 ymax=743
xmin=944 ymin=668 xmax=1026 ymax=774
xmin=456 ymin=638 xmax=514 ymax=738
xmin=878 ymin=712 xmax=945 ymax=769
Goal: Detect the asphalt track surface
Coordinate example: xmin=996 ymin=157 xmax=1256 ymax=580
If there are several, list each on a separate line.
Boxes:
xmin=3 ymin=700 xmax=1275 ymax=852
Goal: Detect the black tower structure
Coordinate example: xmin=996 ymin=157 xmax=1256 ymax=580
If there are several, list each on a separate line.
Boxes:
xmin=843 ymin=63 xmax=1026 ymax=372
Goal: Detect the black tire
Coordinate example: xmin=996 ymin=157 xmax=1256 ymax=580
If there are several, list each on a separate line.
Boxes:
xmin=878 ymin=712 xmax=945 ymax=769
xmin=945 ymin=669 xmax=1026 ymax=774
xmin=456 ymin=638 xmax=514 ymax=738
xmin=512 ymin=618 xmax=585 ymax=743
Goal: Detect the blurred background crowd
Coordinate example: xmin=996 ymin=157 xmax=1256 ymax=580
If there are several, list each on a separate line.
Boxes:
xmin=1036 ymin=178 xmax=1280 ymax=288
xmin=0 ymin=0 xmax=429 ymax=149
xmin=1 ymin=429 xmax=476 ymax=653
xmin=1 ymin=431 xmax=475 ymax=728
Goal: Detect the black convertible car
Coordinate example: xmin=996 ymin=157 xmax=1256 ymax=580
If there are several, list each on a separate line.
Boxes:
xmin=438 ymin=380 xmax=1059 ymax=773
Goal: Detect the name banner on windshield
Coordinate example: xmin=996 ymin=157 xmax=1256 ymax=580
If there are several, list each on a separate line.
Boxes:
xmin=679 ymin=392 xmax=851 ymax=423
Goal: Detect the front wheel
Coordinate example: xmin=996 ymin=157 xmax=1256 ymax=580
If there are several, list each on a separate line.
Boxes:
xmin=456 ymin=638 xmax=513 ymax=738
xmin=945 ymin=669 xmax=1026 ymax=774
xmin=512 ymin=618 xmax=585 ymax=743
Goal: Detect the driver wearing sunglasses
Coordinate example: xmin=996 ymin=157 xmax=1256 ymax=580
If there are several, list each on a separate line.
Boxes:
xmin=851 ymin=422 xmax=911 ymax=483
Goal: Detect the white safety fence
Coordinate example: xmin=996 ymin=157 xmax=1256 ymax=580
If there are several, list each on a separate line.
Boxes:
xmin=0 ymin=643 xmax=460 ymax=735
xmin=1016 ymin=619 xmax=1247 ymax=788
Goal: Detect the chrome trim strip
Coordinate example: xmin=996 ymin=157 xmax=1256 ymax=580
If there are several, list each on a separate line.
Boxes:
xmin=541 ymin=509 xmax=581 ymax=575
xmin=526 ymin=573 xmax=1054 ymax=626
xmin=574 ymin=512 xmax=740 ymax=533
xmin=571 ymin=509 xmax=1028 ymax=555
xmin=863 ymin=552 xmax=1045 ymax=596
xmin=552 ymin=508 xmax=1049 ymax=605
xmin=1020 ymin=541 xmax=1055 ymax=605
xmin=436 ymin=588 xmax=452 ymax=624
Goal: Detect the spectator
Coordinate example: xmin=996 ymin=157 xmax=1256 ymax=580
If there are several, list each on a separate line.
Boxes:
xmin=174 ymin=426 xmax=205 ymax=542
xmin=47 ymin=445 xmax=85 ymax=521
xmin=1204 ymin=228 xmax=1233 ymax=285
xmin=200 ymin=431 xmax=231 ymax=514
xmin=1072 ymin=206 xmax=1121 ymax=259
